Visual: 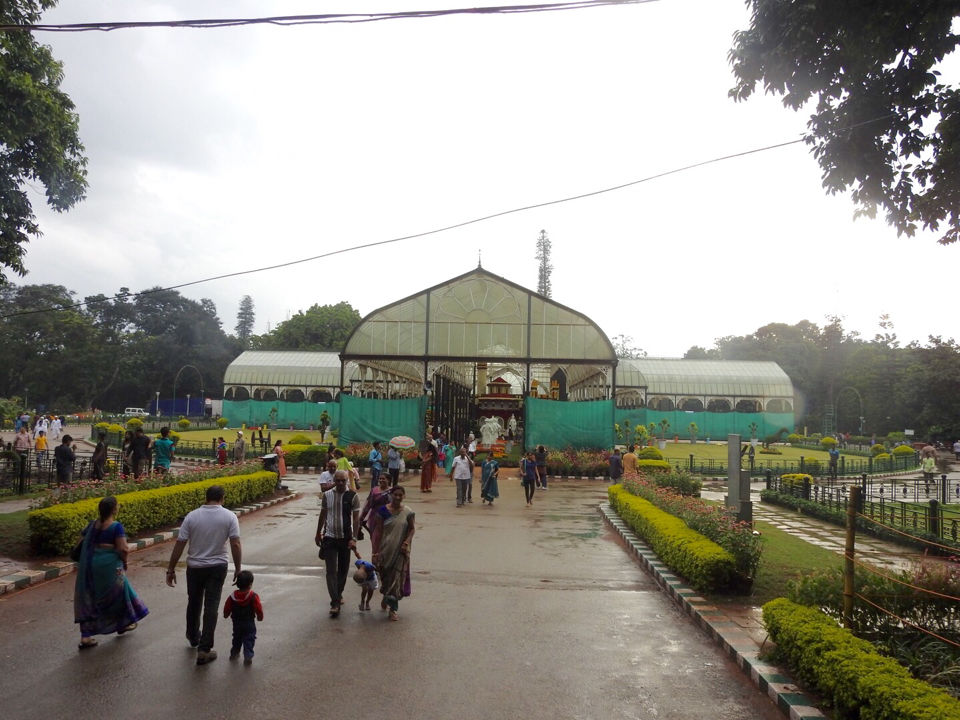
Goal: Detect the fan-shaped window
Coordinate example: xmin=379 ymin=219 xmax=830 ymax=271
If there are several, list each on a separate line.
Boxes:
xmin=648 ymin=396 xmax=675 ymax=412
xmin=707 ymin=398 xmax=732 ymax=413
xmin=679 ymin=397 xmax=703 ymax=411
xmin=616 ymin=391 xmax=644 ymax=409
xmin=310 ymin=390 xmax=334 ymax=403
xmin=253 ymin=388 xmax=278 ymax=401
xmin=766 ymin=398 xmax=792 ymax=413
xmin=283 ymin=389 xmax=305 ymax=402
xmin=735 ymin=399 xmax=762 ymax=413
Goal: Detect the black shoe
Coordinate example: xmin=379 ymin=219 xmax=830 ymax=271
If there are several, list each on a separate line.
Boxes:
xmin=196 ymin=650 xmax=218 ymax=665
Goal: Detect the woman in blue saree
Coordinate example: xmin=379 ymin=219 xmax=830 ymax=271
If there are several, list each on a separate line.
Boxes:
xmin=74 ymin=496 xmax=149 ymax=649
xmin=480 ymin=452 xmax=500 ymax=505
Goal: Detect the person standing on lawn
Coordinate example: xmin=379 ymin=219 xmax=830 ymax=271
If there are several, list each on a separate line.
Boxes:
xmin=165 ymin=485 xmax=242 ymax=666
xmin=153 ymin=427 xmax=175 ymax=475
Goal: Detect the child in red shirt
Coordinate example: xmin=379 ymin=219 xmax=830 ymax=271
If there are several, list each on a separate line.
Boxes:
xmin=223 ymin=570 xmax=264 ymax=663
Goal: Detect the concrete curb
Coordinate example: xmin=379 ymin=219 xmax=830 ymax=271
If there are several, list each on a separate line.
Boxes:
xmin=0 ymin=492 xmax=299 ymax=597
xmin=599 ymin=502 xmax=826 ymax=720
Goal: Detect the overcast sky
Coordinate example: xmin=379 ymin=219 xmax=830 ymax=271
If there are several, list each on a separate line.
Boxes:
xmin=21 ymin=0 xmax=959 ymax=357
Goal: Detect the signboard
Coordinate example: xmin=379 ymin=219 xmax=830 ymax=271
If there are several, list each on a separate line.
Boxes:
xmin=904 ymin=429 xmax=915 ymax=436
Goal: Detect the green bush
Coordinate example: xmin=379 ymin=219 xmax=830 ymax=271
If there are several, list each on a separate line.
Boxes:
xmin=893 ymin=445 xmax=916 ymax=457
xmin=284 ymin=444 xmax=327 ymax=468
xmin=608 ymin=484 xmax=737 ymax=592
xmin=821 ymin=436 xmax=838 ymax=450
xmin=762 ymin=599 xmax=960 ymax=719
xmin=28 ymin=471 xmax=278 ymax=555
xmin=875 ymin=452 xmax=891 ymax=461
xmin=871 ymin=443 xmax=886 ymax=456
xmin=94 ymin=421 xmax=110 ymax=431
xmin=126 ymin=417 xmax=144 ymax=429
xmin=216 ymin=417 xmax=229 ymax=429
xmin=651 ymin=469 xmax=702 ymax=496
xmin=780 ymin=473 xmax=812 ymax=490
xmin=786 ymin=433 xmax=803 ymax=445
xmin=287 ymin=434 xmax=314 ymax=446
xmin=177 ymin=417 xmax=191 ymax=431
xmin=636 ymin=447 xmax=664 ymax=460
xmin=759 ymin=447 xmax=782 ymax=455
xmin=107 ymin=423 xmax=124 ymax=434
xmin=636 ymin=459 xmax=671 ymax=471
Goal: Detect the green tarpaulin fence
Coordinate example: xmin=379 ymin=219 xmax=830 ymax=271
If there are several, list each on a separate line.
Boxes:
xmin=221 ymin=400 xmax=339 ymax=430
xmin=525 ymin=397 xmax=615 ymax=450
xmin=338 ymin=395 xmax=427 ymax=447
xmin=614 ymin=409 xmax=794 ymax=444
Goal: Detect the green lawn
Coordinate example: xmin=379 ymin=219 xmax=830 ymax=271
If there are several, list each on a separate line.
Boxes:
xmin=173 ymin=428 xmax=338 ymax=445
xmin=712 ymin=519 xmax=843 ymax=606
xmin=655 ymin=441 xmax=833 ymax=464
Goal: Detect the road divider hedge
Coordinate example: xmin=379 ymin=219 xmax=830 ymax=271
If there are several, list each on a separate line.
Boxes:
xmin=762 ymin=598 xmax=960 ymax=720
xmin=608 ymin=483 xmax=736 ymax=592
xmin=28 ymin=471 xmax=278 ymax=555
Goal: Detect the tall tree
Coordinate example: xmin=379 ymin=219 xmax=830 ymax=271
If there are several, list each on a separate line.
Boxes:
xmin=611 ymin=333 xmax=645 ymax=359
xmin=253 ymin=301 xmax=361 ymax=351
xmin=535 ymin=229 xmax=553 ymax=297
xmin=0 ymin=1 xmax=88 ymax=283
xmin=729 ymin=1 xmax=960 ymax=245
xmin=235 ymin=295 xmax=255 ymax=347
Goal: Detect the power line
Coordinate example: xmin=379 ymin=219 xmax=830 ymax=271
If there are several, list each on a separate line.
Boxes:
xmin=0 ymin=0 xmax=657 ymax=33
xmin=0 ymin=136 xmax=803 ymax=321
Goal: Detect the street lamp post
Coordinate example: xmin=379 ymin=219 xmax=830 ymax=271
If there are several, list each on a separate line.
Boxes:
xmin=155 ymin=391 xmax=160 ymax=418
xmin=186 ymin=393 xmax=191 ymax=418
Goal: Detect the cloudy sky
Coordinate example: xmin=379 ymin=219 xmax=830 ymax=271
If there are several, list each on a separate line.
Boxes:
xmin=22 ymin=0 xmax=958 ymax=357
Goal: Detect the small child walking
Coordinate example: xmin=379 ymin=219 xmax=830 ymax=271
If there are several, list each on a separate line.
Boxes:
xmin=223 ymin=570 xmax=264 ymax=664
xmin=353 ymin=558 xmax=379 ymax=611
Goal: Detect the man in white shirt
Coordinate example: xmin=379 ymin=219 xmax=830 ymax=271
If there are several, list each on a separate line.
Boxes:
xmin=315 ymin=471 xmax=360 ymax=617
xmin=450 ymin=447 xmax=474 ymax=508
xmin=318 ymin=458 xmax=338 ymax=491
xmin=165 ymin=485 xmax=242 ymax=665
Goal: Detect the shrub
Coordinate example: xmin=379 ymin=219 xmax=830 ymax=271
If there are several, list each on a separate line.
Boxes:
xmin=780 ymin=473 xmax=812 ymax=490
xmin=107 ymin=423 xmax=124 ymax=434
xmin=287 ymin=433 xmax=314 ymax=446
xmin=820 ymin=436 xmax=838 ymax=450
xmin=893 ymin=445 xmax=916 ymax=457
xmin=637 ymin=459 xmax=671 ymax=472
xmin=622 ymin=475 xmax=761 ymax=582
xmin=94 ymin=421 xmax=110 ymax=431
xmin=608 ymin=484 xmax=737 ymax=592
xmin=177 ymin=417 xmax=191 ymax=431
xmin=759 ymin=447 xmax=782 ymax=455
xmin=636 ymin=447 xmax=664 ymax=460
xmin=875 ymin=452 xmax=891 ymax=461
xmin=284 ymin=444 xmax=327 ymax=468
xmin=786 ymin=433 xmax=803 ymax=445
xmin=126 ymin=417 xmax=144 ymax=429
xmin=762 ymin=599 xmax=960 ymax=719
xmin=871 ymin=443 xmax=887 ymax=456
xmin=651 ymin=469 xmax=702 ymax=496
xmin=28 ymin=471 xmax=278 ymax=555
xmin=216 ymin=417 xmax=229 ymax=429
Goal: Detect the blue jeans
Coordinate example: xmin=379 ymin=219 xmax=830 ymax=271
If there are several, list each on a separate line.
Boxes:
xmin=186 ymin=563 xmax=228 ymax=652
xmin=370 ymin=467 xmax=381 ymax=488
xmin=231 ymin=619 xmax=257 ymax=659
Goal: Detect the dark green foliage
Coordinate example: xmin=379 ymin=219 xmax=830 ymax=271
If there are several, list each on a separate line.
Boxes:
xmin=763 ymin=599 xmax=960 ymax=718
xmin=730 ymin=1 xmax=960 ymax=247
xmin=252 ymin=301 xmax=360 ymax=351
xmin=0 ymin=0 xmax=88 ymax=283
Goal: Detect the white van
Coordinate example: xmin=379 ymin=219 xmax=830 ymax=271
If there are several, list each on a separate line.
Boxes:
xmin=123 ymin=407 xmax=149 ymax=417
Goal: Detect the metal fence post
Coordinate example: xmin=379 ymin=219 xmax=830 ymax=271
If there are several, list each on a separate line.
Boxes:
xmin=929 ymin=499 xmax=941 ymax=539
xmin=843 ymin=485 xmax=859 ymax=629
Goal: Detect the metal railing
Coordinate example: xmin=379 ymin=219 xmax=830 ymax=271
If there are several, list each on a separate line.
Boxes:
xmin=765 ymin=473 xmax=960 ymax=543
xmin=0 ymin=448 xmax=106 ymax=493
xmin=683 ymin=452 xmax=920 ymax=478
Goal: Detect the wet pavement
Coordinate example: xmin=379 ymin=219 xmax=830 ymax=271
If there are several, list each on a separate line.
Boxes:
xmin=0 ymin=473 xmax=786 ymax=719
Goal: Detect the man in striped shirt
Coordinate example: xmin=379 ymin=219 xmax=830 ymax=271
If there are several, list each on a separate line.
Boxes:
xmin=315 ymin=471 xmax=360 ymax=617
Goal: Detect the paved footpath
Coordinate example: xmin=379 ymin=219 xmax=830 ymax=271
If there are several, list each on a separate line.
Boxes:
xmin=0 ymin=475 xmax=788 ymax=719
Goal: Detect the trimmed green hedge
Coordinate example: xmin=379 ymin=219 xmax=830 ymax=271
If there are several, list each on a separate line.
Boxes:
xmin=763 ymin=598 xmax=960 ymax=720
xmin=283 ymin=444 xmax=328 ymax=468
xmin=608 ymin=484 xmax=736 ymax=592
xmin=28 ymin=471 xmax=278 ymax=555
xmin=636 ymin=459 xmax=671 ymax=471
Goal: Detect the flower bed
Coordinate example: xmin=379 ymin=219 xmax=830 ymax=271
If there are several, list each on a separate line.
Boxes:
xmin=621 ymin=475 xmax=761 ymax=582
xmin=33 ymin=460 xmax=265 ymax=508
xmin=28 ymin=470 xmax=278 ymax=555
xmin=608 ymin=484 xmax=737 ymax=592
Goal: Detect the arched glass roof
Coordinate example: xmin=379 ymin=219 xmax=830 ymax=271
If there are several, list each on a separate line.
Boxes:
xmin=224 ymin=351 xmax=351 ymax=387
xmin=343 ymin=267 xmax=616 ymax=364
xmin=616 ymin=359 xmax=794 ymax=397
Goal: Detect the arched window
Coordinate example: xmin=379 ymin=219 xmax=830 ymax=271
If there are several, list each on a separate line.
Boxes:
xmin=283 ymin=389 xmax=305 ymax=402
xmin=766 ymin=398 xmax=793 ymax=413
xmin=310 ymin=390 xmax=334 ymax=403
xmin=679 ymin=397 xmax=704 ymax=412
xmin=707 ymin=398 xmax=732 ymax=413
xmin=253 ymin=388 xmax=278 ymax=401
xmin=648 ymin=396 xmax=675 ymax=412
xmin=735 ymin=399 xmax=762 ymax=413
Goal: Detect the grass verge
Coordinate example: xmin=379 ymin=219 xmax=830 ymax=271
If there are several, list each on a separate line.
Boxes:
xmin=0 ymin=510 xmax=32 ymax=561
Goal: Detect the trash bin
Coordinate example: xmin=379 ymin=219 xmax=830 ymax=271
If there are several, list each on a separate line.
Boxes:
xmin=261 ymin=453 xmax=278 ymax=473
